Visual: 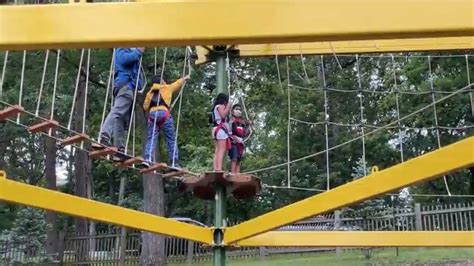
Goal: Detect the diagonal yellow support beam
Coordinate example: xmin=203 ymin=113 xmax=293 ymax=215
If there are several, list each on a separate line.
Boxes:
xmin=1 ymin=0 xmax=473 ymax=50
xmin=224 ymin=137 xmax=474 ymax=244
xmin=237 ymin=231 xmax=474 ymax=247
xmin=0 ymin=171 xmax=213 ymax=244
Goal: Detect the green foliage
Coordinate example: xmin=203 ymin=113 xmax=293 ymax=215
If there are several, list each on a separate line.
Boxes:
xmin=0 ymin=207 xmax=50 ymax=263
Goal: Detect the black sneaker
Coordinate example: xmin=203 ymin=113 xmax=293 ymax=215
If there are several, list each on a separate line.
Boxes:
xmin=112 ymin=149 xmax=131 ymax=162
xmin=92 ymin=138 xmax=111 ymax=150
xmin=138 ymin=161 xmax=151 ymax=169
xmin=168 ymin=165 xmax=182 ymax=172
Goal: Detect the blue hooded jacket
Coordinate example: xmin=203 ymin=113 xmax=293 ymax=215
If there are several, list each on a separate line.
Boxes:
xmin=114 ymin=48 xmax=144 ymax=90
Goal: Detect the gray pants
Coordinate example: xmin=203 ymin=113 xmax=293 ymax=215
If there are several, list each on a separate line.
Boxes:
xmin=100 ymin=86 xmax=134 ymax=150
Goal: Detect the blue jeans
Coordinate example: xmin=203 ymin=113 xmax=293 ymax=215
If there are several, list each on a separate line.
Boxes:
xmin=144 ymin=110 xmax=179 ymax=166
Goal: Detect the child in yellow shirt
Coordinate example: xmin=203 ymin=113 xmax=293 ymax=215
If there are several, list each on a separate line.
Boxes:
xmin=142 ymin=74 xmax=190 ymax=169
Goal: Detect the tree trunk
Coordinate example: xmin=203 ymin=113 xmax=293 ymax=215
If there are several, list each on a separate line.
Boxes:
xmin=140 ymin=173 xmax=166 ymax=265
xmin=138 ymin=105 xmax=166 ymax=265
xmin=45 ymin=133 xmax=58 ymax=261
xmin=74 ymin=73 xmax=90 ymax=263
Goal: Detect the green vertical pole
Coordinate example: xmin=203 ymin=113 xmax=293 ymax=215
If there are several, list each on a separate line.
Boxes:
xmin=213 ymin=46 xmax=227 ymax=266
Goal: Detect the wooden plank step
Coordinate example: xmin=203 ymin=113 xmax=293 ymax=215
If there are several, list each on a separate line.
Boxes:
xmin=140 ymin=163 xmax=167 ymax=174
xmin=118 ymin=157 xmax=144 ymax=167
xmin=28 ymin=120 xmax=59 ymax=133
xmin=0 ymin=105 xmax=24 ymax=121
xmin=161 ymin=170 xmax=187 ymax=179
xmin=61 ymin=133 xmax=90 ymax=146
xmin=89 ymin=147 xmax=117 ymax=159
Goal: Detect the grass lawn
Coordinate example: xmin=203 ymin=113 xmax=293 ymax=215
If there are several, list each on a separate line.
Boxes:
xmin=173 ymin=248 xmax=474 ymax=266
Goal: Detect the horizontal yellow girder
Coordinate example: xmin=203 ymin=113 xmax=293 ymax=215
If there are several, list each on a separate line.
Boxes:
xmin=224 ymin=137 xmax=474 ymax=244
xmin=0 ymin=171 xmax=213 ymax=244
xmin=196 ymin=37 xmax=474 ymax=64
xmin=1 ymin=0 xmax=474 ymax=50
xmin=237 ymin=231 xmax=474 ymax=247
xmin=238 ymin=37 xmax=474 ymax=57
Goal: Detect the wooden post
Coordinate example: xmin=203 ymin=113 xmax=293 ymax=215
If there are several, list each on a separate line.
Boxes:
xmin=334 ymin=210 xmax=341 ymax=257
xmin=186 ymin=240 xmax=194 ymax=265
xmin=57 ymin=230 xmax=65 ymax=264
xmin=415 ymin=203 xmax=422 ymax=230
xmin=414 ymin=203 xmax=423 ymax=251
xmin=117 ymin=176 xmax=127 ymax=266
xmin=259 ymin=246 xmax=267 ymax=260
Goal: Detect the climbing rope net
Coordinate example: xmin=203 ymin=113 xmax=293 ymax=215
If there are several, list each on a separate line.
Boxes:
xmin=234 ymin=52 xmax=473 ymax=199
xmin=0 ymin=49 xmax=473 ymax=199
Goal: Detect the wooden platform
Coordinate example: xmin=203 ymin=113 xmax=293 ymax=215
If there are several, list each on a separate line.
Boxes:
xmin=0 ymin=105 xmax=24 ymax=121
xmin=89 ymin=147 xmax=117 ymax=159
xmin=118 ymin=157 xmax=144 ymax=168
xmin=178 ymin=172 xmax=261 ymax=200
xmin=28 ymin=120 xmax=59 ymax=133
xmin=61 ymin=133 xmax=90 ymax=146
xmin=139 ymin=162 xmax=167 ymax=174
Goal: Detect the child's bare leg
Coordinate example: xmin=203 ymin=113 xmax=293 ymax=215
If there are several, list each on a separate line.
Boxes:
xmin=215 ymin=140 xmax=227 ymax=171
xmin=235 ymin=162 xmax=241 ymax=174
xmin=213 ymin=140 xmax=219 ymax=170
xmin=230 ymin=160 xmax=237 ymax=173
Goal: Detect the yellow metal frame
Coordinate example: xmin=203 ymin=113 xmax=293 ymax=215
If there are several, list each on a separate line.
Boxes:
xmin=196 ymin=37 xmax=474 ymax=64
xmin=237 ymin=231 xmax=474 ymax=247
xmin=237 ymin=37 xmax=474 ymax=57
xmin=0 ymin=171 xmax=213 ymax=244
xmin=224 ymin=137 xmax=474 ymax=244
xmin=0 ymin=135 xmax=473 ymax=247
xmin=1 ymin=0 xmax=474 ymax=50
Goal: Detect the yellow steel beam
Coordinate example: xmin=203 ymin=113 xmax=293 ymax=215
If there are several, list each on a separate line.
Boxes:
xmin=224 ymin=137 xmax=474 ymax=244
xmin=1 ymin=0 xmax=474 ymax=50
xmin=195 ymin=37 xmax=474 ymax=64
xmin=237 ymin=37 xmax=474 ymax=57
xmin=237 ymin=231 xmax=474 ymax=247
xmin=0 ymin=171 xmax=213 ymax=244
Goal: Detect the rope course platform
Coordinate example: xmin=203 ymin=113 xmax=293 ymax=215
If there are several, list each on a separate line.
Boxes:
xmin=178 ymin=171 xmax=262 ymax=200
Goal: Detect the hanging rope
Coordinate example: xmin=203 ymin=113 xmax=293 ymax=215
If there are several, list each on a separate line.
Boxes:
xmin=328 ymin=42 xmax=343 ymax=70
xmin=171 ymin=48 xmax=190 ymax=168
xmin=161 ymin=48 xmax=168 ymax=81
xmin=98 ymin=49 xmax=115 ymax=141
xmin=274 ymin=52 xmax=284 ymax=93
xmin=264 ymin=184 xmax=474 ymax=198
xmin=299 ymin=45 xmax=310 ymax=83
xmin=35 ymin=50 xmax=50 ymax=117
xmin=428 ymin=56 xmax=451 ymax=196
xmin=148 ymin=48 xmax=168 ymax=163
xmin=355 ymin=55 xmax=367 ymax=176
xmin=243 ymin=82 xmax=473 ymax=175
xmin=124 ymin=57 xmax=142 ymax=153
xmin=391 ymin=55 xmax=405 ymax=163
xmin=0 ymin=51 xmax=8 ymax=100
xmin=154 ymin=48 xmax=158 ymax=75
xmin=239 ymin=88 xmax=253 ymax=143
xmin=226 ymin=52 xmax=231 ymax=96
xmin=132 ymin=110 xmax=136 ymax=157
xmin=81 ymin=49 xmax=91 ymax=149
xmin=68 ymin=49 xmax=85 ymax=130
xmin=17 ymin=51 xmax=26 ymax=124
xmin=321 ymin=56 xmax=330 ymax=191
xmin=48 ymin=49 xmax=61 ymax=136
xmin=466 ymin=55 xmax=474 ymax=122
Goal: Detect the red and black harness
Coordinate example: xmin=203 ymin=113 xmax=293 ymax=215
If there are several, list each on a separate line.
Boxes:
xmin=211 ymin=106 xmax=232 ymax=150
xmin=230 ymin=117 xmax=246 ymax=158
xmin=149 ymin=91 xmax=171 ymax=127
